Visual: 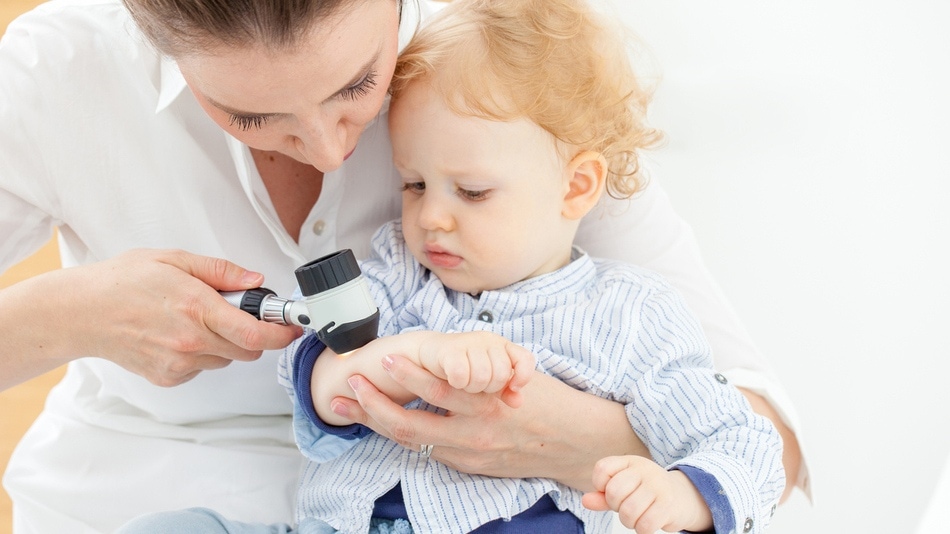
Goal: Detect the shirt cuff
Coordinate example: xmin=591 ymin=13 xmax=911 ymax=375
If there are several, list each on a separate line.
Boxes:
xmin=674 ymin=464 xmax=733 ymax=534
xmin=722 ymin=367 xmax=814 ymax=502
xmin=292 ymin=333 xmax=372 ymax=440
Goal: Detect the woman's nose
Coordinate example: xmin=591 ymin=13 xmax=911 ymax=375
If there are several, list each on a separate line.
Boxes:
xmin=295 ymin=114 xmax=349 ymax=171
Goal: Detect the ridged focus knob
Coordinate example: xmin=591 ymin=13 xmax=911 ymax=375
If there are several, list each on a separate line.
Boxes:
xmin=235 ymin=287 xmax=276 ymax=318
xmin=295 ymin=249 xmax=360 ymax=297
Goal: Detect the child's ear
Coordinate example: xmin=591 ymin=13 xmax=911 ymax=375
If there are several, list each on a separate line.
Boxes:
xmin=562 ymin=151 xmax=607 ymax=220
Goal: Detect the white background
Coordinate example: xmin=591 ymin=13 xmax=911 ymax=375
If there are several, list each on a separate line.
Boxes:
xmin=601 ymin=1 xmax=950 ymax=532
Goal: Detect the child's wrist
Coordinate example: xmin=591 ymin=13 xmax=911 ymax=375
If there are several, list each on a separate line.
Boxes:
xmin=669 ymin=470 xmax=713 ymax=531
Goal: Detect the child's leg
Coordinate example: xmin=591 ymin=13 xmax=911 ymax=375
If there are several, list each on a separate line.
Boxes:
xmin=115 ymin=507 xmax=294 ymax=534
xmin=367 ymin=518 xmax=414 ymax=534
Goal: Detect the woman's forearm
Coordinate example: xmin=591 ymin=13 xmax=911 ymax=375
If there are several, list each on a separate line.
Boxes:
xmin=0 ymin=271 xmax=77 ymax=391
xmin=328 ymin=352 xmax=650 ymax=492
xmin=501 ymin=372 xmax=648 ymax=492
xmin=2 ymin=249 xmax=300 ymax=392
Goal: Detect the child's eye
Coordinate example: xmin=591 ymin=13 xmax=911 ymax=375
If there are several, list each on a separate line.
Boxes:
xmin=401 ymin=181 xmax=425 ymax=194
xmin=339 ymin=69 xmax=379 ymax=101
xmin=458 ymin=187 xmax=489 ymax=201
xmin=228 ymin=114 xmax=270 ymax=131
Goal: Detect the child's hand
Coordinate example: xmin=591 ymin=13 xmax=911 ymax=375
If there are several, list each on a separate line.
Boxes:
xmin=418 ymin=331 xmax=535 ymax=408
xmin=582 ymin=456 xmax=713 ymax=534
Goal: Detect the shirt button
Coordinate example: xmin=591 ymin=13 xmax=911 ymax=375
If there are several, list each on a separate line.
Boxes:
xmin=743 ymin=517 xmax=754 ymax=532
xmin=714 ymin=373 xmax=729 ymax=385
xmin=312 ymin=219 xmax=326 ymax=236
xmin=477 ymin=311 xmax=494 ymax=323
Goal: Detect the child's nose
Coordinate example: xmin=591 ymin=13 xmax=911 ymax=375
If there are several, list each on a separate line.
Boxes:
xmin=417 ymin=194 xmax=455 ymax=232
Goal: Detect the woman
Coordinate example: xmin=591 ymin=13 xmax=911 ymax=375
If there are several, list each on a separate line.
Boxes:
xmin=0 ymin=0 xmax=805 ymax=532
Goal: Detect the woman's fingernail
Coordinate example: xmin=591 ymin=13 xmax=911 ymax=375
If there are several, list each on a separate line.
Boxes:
xmin=382 ymin=354 xmax=394 ymax=372
xmin=347 ymin=376 xmax=361 ymax=391
xmin=331 ymin=400 xmax=349 ymax=418
xmin=242 ymin=271 xmax=264 ymax=286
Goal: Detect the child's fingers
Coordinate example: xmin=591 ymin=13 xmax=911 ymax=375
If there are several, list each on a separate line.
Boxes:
xmin=441 ymin=351 xmax=473 ymax=391
xmin=598 ymin=457 xmax=672 ymax=533
xmin=581 ymin=491 xmax=610 ymax=512
xmin=505 ymin=343 xmax=536 ymax=392
xmin=591 ymin=455 xmax=637 ymax=491
xmin=460 ymin=347 xmax=495 ymax=392
xmin=605 ymin=468 xmax=651 ymax=521
xmin=484 ymin=344 xmax=515 ymax=393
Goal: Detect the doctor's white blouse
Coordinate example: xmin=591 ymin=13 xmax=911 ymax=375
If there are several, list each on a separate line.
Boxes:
xmin=0 ymin=0 xmax=808 ymax=532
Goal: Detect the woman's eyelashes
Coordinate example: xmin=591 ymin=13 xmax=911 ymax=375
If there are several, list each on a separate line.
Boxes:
xmin=338 ymin=69 xmax=378 ymax=101
xmin=228 ymin=114 xmax=270 ymax=131
xmin=226 ymin=69 xmax=379 ymax=131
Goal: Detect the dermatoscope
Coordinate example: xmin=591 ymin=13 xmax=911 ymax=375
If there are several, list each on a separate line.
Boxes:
xmin=220 ymin=249 xmax=379 ymax=354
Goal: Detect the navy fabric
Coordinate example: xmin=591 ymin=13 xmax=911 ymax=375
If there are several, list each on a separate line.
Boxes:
xmin=677 ymin=464 xmax=733 ymax=534
xmin=373 ymin=483 xmax=584 ymax=533
xmin=292 ymin=334 xmax=371 ymax=440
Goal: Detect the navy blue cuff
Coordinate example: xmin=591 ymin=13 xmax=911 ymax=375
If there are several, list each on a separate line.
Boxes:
xmin=674 ymin=464 xmax=734 ymax=534
xmin=292 ymin=333 xmax=372 ymax=440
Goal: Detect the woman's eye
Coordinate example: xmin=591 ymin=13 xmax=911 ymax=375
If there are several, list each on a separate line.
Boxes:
xmin=401 ymin=182 xmax=425 ymax=194
xmin=458 ymin=188 xmax=489 ymax=201
xmin=228 ymin=114 xmax=269 ymax=131
xmin=339 ymin=69 xmax=379 ymax=101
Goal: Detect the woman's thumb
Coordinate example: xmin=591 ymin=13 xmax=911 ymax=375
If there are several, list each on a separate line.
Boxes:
xmin=172 ymin=251 xmax=264 ymax=291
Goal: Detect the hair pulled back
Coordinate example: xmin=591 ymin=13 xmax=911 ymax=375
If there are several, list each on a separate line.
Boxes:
xmin=123 ymin=0 xmax=402 ymax=57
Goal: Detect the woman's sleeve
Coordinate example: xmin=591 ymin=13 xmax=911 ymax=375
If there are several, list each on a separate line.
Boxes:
xmin=0 ymin=10 xmax=63 ymax=273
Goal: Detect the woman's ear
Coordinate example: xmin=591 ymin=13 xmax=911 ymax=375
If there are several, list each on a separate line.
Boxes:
xmin=562 ymin=151 xmax=608 ymax=220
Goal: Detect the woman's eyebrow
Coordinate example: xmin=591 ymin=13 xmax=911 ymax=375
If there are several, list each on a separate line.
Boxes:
xmin=205 ymin=45 xmax=383 ymax=115
xmin=206 ymin=97 xmax=281 ymax=118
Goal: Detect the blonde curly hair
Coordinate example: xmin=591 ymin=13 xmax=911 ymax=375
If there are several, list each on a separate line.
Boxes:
xmin=391 ymin=0 xmax=662 ymax=198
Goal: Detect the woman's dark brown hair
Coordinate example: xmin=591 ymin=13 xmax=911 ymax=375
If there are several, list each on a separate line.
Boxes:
xmin=123 ymin=0 xmax=404 ymax=57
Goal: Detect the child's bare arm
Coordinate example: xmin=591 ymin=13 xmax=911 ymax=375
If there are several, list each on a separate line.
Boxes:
xmin=311 ymin=330 xmax=535 ymax=426
xmin=581 ymin=455 xmax=712 ymax=534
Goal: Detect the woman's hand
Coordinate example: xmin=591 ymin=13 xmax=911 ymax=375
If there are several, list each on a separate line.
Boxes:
xmin=1 ymin=248 xmax=301 ymax=390
xmin=314 ymin=331 xmax=536 ymax=426
xmin=330 ymin=353 xmax=649 ymax=491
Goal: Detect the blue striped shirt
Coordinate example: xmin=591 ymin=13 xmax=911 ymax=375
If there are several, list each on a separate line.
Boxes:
xmin=279 ymin=221 xmax=784 ymax=533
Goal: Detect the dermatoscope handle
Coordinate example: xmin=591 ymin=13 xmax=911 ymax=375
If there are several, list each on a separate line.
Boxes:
xmin=220 ymin=287 xmax=311 ymax=326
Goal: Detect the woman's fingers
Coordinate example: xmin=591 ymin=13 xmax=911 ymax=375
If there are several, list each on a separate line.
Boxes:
xmin=391 ymin=354 xmax=488 ymax=414
xmin=344 ymin=374 xmax=455 ymax=444
xmin=203 ymin=294 xmax=302 ymax=356
xmin=75 ymin=249 xmax=302 ymax=386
